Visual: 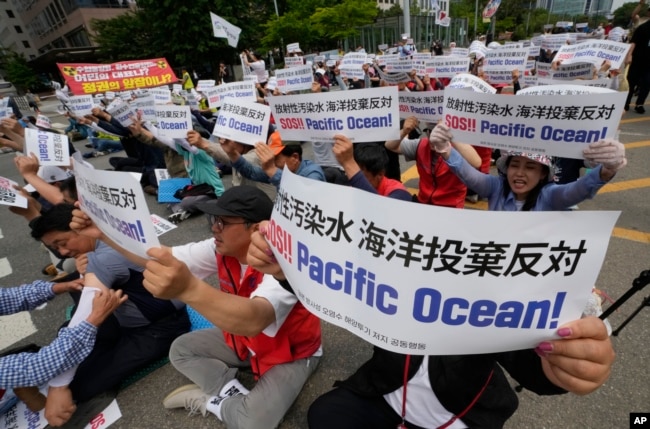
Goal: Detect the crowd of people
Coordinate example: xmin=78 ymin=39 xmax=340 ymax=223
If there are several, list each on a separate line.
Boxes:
xmin=1 ymin=5 xmax=643 ymax=427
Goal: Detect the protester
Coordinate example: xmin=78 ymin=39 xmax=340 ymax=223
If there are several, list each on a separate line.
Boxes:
xmin=186 ymin=129 xmax=276 ymax=200
xmin=332 ymin=135 xmax=411 ymax=201
xmin=385 ymin=117 xmax=481 ymax=207
xmin=181 ymin=68 xmax=194 ymax=91
xmin=0 ymin=280 xmax=125 ymax=415
xmin=242 ymin=50 xmax=268 ymax=87
xmin=30 ymin=204 xmax=190 ymax=426
xmin=224 ymin=132 xmax=325 ymax=188
xmin=429 ymin=123 xmax=627 ymax=211
xmin=624 ymin=16 xmax=650 ymax=113
xmin=246 ymin=225 xmax=616 ymax=429
xmin=70 ymin=186 xmax=322 ymax=429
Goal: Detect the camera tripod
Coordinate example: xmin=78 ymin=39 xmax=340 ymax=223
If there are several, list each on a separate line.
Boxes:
xmin=599 ymin=270 xmax=650 ymax=336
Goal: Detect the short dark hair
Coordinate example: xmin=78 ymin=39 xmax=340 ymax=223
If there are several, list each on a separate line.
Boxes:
xmin=354 ymin=143 xmax=388 ymax=176
xmin=30 ymin=203 xmax=75 ymax=240
xmin=59 ymin=177 xmax=78 ymax=201
xmin=280 ymin=143 xmax=302 ymax=159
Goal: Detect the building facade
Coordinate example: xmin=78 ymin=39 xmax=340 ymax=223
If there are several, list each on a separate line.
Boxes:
xmin=0 ymin=0 xmax=134 ymax=62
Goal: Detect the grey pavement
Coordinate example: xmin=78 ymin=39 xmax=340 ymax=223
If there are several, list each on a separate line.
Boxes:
xmin=0 ymin=96 xmax=648 ymax=428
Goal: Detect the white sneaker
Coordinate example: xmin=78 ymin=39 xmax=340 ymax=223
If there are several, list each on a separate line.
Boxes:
xmin=162 ymin=384 xmax=208 ymax=417
xmin=205 ymin=379 xmax=250 ymax=420
xmin=168 ymin=210 xmax=191 ymax=224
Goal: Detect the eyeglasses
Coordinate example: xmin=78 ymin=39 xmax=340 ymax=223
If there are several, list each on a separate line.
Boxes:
xmin=208 ymin=215 xmax=248 ymax=231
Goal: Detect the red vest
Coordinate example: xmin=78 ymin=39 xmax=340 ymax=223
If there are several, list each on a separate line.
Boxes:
xmin=377 ymin=176 xmax=408 ymax=197
xmin=415 ymin=137 xmax=466 ymax=208
xmin=217 ymin=254 xmax=321 ymax=378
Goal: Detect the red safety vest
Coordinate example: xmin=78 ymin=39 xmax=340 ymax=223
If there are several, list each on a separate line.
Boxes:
xmin=217 ymin=254 xmax=321 ymax=378
xmin=376 ymin=176 xmax=408 ymax=197
xmin=415 ymin=137 xmax=466 ymax=208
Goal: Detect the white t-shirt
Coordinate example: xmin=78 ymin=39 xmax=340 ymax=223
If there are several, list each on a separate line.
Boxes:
xmin=384 ymin=359 xmax=467 ymax=428
xmin=172 ymin=239 xmax=297 ymax=337
xmin=249 ymin=60 xmax=267 ymax=83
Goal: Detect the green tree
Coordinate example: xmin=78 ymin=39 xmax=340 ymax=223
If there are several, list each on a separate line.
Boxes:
xmin=612 ymin=2 xmax=639 ymax=28
xmin=311 ymin=0 xmax=378 ymax=41
xmin=1 ymin=51 xmax=38 ymax=93
xmin=260 ymin=0 xmax=332 ymax=52
xmin=93 ymin=0 xmax=276 ymax=76
xmin=380 ymin=4 xmax=403 ymax=18
xmin=91 ymin=11 xmax=157 ymax=61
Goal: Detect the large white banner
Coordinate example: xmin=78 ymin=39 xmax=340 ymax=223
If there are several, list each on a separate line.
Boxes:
xmin=207 ymin=81 xmax=257 ymax=109
xmin=483 ymin=47 xmax=529 ymax=71
xmin=274 ymin=65 xmax=314 ymax=93
xmin=268 ymin=171 xmax=619 ymax=355
xmin=24 ymin=128 xmax=70 ymax=167
xmin=74 ymin=160 xmax=160 ymax=259
xmin=67 ymin=95 xmax=94 ymax=117
xmin=0 ymin=176 xmax=27 ymax=208
xmin=153 ymin=105 xmax=192 ymax=139
xmin=399 ymin=91 xmax=444 ymax=123
xmin=554 ymin=39 xmax=631 ymax=70
xmin=417 ymin=57 xmax=470 ymax=78
xmin=267 ymin=86 xmax=400 ymax=143
xmin=212 ymin=99 xmax=271 ymax=145
xmin=536 ymin=62 xmax=594 ymax=80
xmin=442 ymin=87 xmax=625 ymax=159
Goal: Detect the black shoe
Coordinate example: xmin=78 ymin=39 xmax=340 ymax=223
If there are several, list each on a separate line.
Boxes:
xmin=635 ymin=105 xmax=645 ymax=114
xmin=624 ymin=104 xmax=629 ymax=112
xmin=84 ymin=144 xmax=93 ymax=148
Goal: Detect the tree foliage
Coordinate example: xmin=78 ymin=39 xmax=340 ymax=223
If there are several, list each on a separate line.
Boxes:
xmin=1 ymin=51 xmax=38 ymax=92
xmin=260 ymin=0 xmax=377 ymax=52
xmin=91 ymin=12 xmax=157 ymax=61
xmin=311 ymin=0 xmax=378 ymax=41
xmin=612 ymin=2 xmax=638 ymax=28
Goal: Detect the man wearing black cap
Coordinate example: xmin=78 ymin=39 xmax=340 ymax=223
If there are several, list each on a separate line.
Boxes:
xmin=141 ymin=186 xmax=322 ymax=429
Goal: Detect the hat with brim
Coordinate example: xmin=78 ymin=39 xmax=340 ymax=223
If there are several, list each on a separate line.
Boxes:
xmin=496 ymin=151 xmax=554 ymax=181
xmin=196 ymin=185 xmax=273 ymax=223
xmin=268 ymin=132 xmax=285 ymax=155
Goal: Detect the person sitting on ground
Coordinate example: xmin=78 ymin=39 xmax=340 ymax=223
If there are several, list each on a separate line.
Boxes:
xmin=70 ymin=186 xmax=322 ymax=429
xmin=245 ymin=224 xmax=616 ymax=429
xmin=0 ymin=280 xmax=125 ymax=417
xmin=224 ymin=131 xmax=325 ymax=188
xmin=30 ymin=204 xmax=191 ymax=426
xmin=428 ymin=123 xmax=628 ymax=211
xmin=386 ymin=117 xmax=481 ymax=207
xmin=186 ymin=129 xmax=276 ymax=200
xmin=332 ymin=135 xmax=412 ymax=201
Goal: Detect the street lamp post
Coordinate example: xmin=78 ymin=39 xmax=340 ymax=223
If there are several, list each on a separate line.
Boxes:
xmin=474 ymin=0 xmax=479 ymax=39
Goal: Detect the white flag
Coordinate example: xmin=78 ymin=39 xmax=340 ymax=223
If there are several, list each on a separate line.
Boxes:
xmin=210 ymin=12 xmax=241 ymax=48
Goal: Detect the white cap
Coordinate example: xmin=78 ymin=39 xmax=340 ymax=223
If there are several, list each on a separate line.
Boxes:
xmin=39 ymin=166 xmax=72 ymax=183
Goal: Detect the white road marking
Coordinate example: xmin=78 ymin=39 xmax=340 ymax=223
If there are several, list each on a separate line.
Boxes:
xmin=0 ymin=257 xmax=38 ymax=350
xmin=0 ymin=313 xmax=37 ymax=350
xmin=0 ymin=257 xmax=11 ymax=278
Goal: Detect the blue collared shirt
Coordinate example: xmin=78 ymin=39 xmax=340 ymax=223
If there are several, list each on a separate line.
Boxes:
xmin=0 ymin=280 xmax=97 ymax=388
xmin=445 ymin=148 xmax=608 ymax=211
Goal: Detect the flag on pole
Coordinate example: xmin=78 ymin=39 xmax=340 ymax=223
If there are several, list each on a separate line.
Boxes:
xmin=210 ymin=12 xmax=241 ymax=48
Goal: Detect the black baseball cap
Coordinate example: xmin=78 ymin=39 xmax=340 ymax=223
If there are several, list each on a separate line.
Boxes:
xmin=196 ymin=186 xmax=273 ymax=222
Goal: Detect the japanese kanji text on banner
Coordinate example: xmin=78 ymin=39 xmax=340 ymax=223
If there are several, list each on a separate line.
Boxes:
xmin=268 ymin=170 xmax=619 ymax=355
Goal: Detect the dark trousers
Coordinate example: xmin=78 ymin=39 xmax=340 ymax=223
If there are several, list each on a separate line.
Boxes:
xmin=308 ymin=387 xmax=426 ymax=429
xmin=626 ymin=66 xmax=650 ymax=107
xmin=69 ymin=309 xmax=190 ymax=402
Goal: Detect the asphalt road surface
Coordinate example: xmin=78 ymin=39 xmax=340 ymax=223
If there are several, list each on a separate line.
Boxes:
xmin=0 ymin=97 xmax=648 ymax=429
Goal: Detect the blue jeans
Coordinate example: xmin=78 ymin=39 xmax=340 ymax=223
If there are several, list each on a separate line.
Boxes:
xmin=89 ymin=137 xmax=123 ymax=153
